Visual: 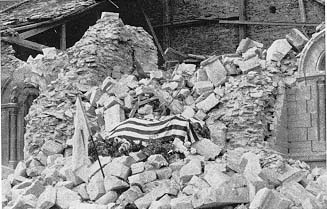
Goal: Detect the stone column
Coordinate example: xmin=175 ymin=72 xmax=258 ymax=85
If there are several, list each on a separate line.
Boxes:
xmin=8 ymin=105 xmax=18 ymax=169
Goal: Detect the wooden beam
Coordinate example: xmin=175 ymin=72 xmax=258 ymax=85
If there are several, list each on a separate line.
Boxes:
xmin=1 ymin=2 xmax=104 ymax=33
xmin=0 ymin=0 xmax=31 ymax=13
xmin=238 ymin=0 xmax=246 ymax=41
xmin=19 ymin=22 xmax=63 ymax=39
xmin=60 ymin=24 xmax=67 ymax=50
xmin=312 ymin=0 xmax=325 ymax=5
xmin=298 ymin=0 xmax=307 ymax=23
xmin=137 ymin=0 xmax=165 ymax=60
xmin=163 ymin=0 xmax=170 ymax=50
xmin=154 ymin=19 xmax=320 ymax=28
xmin=1 ymin=36 xmax=49 ymax=52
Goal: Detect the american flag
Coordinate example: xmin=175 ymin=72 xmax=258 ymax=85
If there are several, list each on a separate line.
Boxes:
xmin=104 ymin=115 xmax=200 ymax=144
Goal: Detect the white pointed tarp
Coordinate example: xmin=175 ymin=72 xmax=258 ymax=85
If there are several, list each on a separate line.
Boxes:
xmin=72 ymin=96 xmax=90 ymax=171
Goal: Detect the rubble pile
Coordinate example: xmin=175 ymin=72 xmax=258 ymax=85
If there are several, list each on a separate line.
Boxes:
xmin=3 ymin=145 xmax=327 ymax=209
xmin=3 ymin=11 xmax=326 ymax=209
xmin=23 ymin=13 xmax=158 ymax=160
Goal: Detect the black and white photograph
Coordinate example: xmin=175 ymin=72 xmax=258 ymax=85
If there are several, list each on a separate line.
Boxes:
xmin=0 ymin=0 xmax=326 ymax=208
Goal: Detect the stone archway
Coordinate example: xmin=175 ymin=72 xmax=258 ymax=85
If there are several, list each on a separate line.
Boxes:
xmin=286 ymin=30 xmax=326 ymax=167
xmin=1 ymin=72 xmax=39 ymax=168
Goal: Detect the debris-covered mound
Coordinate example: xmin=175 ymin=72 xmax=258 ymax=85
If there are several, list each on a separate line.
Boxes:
xmin=6 ymin=11 xmax=325 ymax=209
xmin=23 ymin=13 xmax=158 ymax=159
xmin=3 ymin=145 xmax=327 ymax=209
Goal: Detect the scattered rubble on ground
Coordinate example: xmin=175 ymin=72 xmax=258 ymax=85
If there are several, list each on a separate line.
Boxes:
xmin=2 ymin=13 xmax=326 ymax=209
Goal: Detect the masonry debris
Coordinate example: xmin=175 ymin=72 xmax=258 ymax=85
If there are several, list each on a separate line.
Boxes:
xmin=2 ymin=12 xmax=326 ymax=209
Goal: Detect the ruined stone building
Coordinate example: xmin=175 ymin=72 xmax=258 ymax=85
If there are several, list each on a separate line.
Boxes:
xmin=1 ymin=0 xmax=325 ymax=168
xmin=1 ymin=1 xmax=327 ymax=209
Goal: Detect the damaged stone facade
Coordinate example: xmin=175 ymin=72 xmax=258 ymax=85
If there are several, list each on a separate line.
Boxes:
xmin=23 ymin=14 xmax=158 ymax=159
xmin=1 ymin=2 xmax=326 ymax=209
xmin=144 ymin=0 xmax=324 ymax=55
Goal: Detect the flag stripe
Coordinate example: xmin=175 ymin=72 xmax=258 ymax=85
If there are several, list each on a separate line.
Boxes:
xmin=105 ymin=116 xmax=199 ymax=144
xmin=109 ymin=115 xmax=186 ymax=132
xmin=108 ymin=119 xmax=190 ymax=134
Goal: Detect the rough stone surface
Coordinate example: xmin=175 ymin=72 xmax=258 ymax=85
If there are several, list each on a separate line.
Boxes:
xmin=36 ymin=186 xmax=56 ymax=209
xmin=179 ymin=159 xmax=202 ymax=183
xmin=104 ymin=175 xmax=129 ymax=192
xmin=56 ymin=186 xmax=81 ymax=209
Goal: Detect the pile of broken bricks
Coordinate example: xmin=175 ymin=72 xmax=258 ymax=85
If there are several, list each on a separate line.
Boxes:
xmin=2 ymin=11 xmax=327 ymax=209
xmin=2 ymin=145 xmax=327 ymax=209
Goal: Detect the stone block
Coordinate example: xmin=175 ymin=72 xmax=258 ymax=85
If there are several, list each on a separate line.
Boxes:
xmin=202 ymin=56 xmax=227 ymax=87
xmin=302 ymin=198 xmax=321 ymax=209
xmin=288 ymin=128 xmax=308 ymax=141
xmin=147 ymin=154 xmax=168 ymax=169
xmin=179 ymin=159 xmax=202 ymax=183
xmin=236 ymin=56 xmax=262 ymax=73
xmin=288 ymin=141 xmax=312 ymax=153
xmin=129 ymin=151 xmax=147 ymax=162
xmin=14 ymin=161 xmax=27 ymax=178
xmin=7 ymin=194 xmax=37 ymax=209
xmin=36 ymin=186 xmax=56 ymax=209
xmin=116 ymin=186 xmax=143 ymax=206
xmin=46 ymin=154 xmax=63 ymax=167
xmin=111 ymin=155 xmax=136 ymax=168
xmin=249 ymin=188 xmax=292 ymax=209
xmin=258 ymin=168 xmax=281 ymax=187
xmin=23 ymin=179 xmax=45 ymax=198
xmin=181 ymin=106 xmax=195 ymax=119
xmin=72 ymin=183 xmax=89 ymax=200
xmin=42 ymin=167 xmax=65 ymax=185
xmin=56 ymin=186 xmax=81 ymax=209
xmin=41 ymin=140 xmax=64 ymax=156
xmin=236 ymin=38 xmax=263 ymax=54
xmin=89 ymin=87 xmax=103 ymax=106
xmin=56 ymin=181 xmax=74 ymax=189
xmin=203 ymin=163 xmax=230 ymax=188
xmin=306 ymin=181 xmax=324 ymax=196
xmin=192 ymin=138 xmax=223 ymax=160
xmin=277 ymin=164 xmax=307 ymax=184
xmin=95 ymin=191 xmax=118 ymax=204
xmin=280 ymin=181 xmax=316 ymax=206
xmin=128 ymin=170 xmax=157 ymax=186
xmin=312 ymin=141 xmax=326 ymax=152
xmin=86 ymin=176 xmax=106 ymax=201
xmin=316 ymin=174 xmax=327 ymax=192
xmin=68 ymin=202 xmax=108 ymax=209
xmin=288 ymin=113 xmax=312 ymax=128
xmin=196 ymin=93 xmax=219 ymax=112
xmin=193 ymin=81 xmax=213 ymax=95
xmin=104 ymin=104 xmax=125 ymax=132
xmin=286 ymin=28 xmax=309 ymax=51
xmin=192 ymin=187 xmax=218 ymax=208
xmin=214 ymin=174 xmax=250 ymax=205
xmin=42 ymin=47 xmax=57 ymax=59
xmin=155 ymin=167 xmax=172 ymax=180
xmin=170 ymin=196 xmax=193 ymax=209
xmin=103 ymin=161 xmax=130 ymax=181
xmin=194 ymin=109 xmax=207 ymax=121
xmin=131 ymin=162 xmax=145 ymax=174
xmin=135 ymin=180 xmax=179 ymax=209
xmin=104 ymin=175 xmax=129 ymax=192
xmin=149 ymin=194 xmax=171 ymax=209
xmin=266 ymin=39 xmax=292 ymax=62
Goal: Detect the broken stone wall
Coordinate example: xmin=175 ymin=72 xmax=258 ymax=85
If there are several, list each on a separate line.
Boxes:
xmin=145 ymin=0 xmax=324 ymax=55
xmin=23 ymin=14 xmax=158 ymax=160
xmin=170 ymin=24 xmax=239 ymax=55
xmin=286 ymin=80 xmax=326 ymax=162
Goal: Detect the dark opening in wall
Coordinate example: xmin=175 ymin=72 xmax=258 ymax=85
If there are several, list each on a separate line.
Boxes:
xmin=12 ymin=2 xmax=118 ymax=61
xmin=269 ymin=6 xmax=277 ymax=14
